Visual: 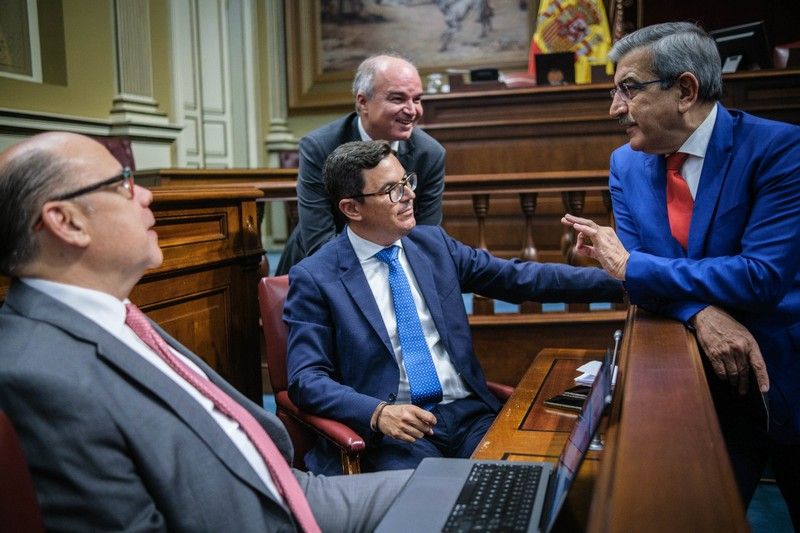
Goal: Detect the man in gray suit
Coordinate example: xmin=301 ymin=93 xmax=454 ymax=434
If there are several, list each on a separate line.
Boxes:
xmin=0 ymin=132 xmax=410 ymax=532
xmin=276 ymin=53 xmax=445 ymax=275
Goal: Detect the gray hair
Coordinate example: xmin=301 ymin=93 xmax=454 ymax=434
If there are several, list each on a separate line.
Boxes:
xmin=609 ymin=22 xmax=723 ymax=101
xmin=351 ymin=53 xmax=417 ymax=111
xmin=324 ymin=140 xmax=392 ymax=205
xmin=0 ymin=149 xmax=70 ymax=276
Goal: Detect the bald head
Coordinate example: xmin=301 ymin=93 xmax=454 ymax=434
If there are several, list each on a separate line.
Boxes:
xmin=352 ymin=54 xmax=418 ymax=104
xmin=0 ymin=132 xmax=112 ymax=277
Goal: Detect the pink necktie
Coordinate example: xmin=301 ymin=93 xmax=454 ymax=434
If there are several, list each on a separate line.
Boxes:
xmin=666 ymin=152 xmax=692 ymax=249
xmin=125 ymin=303 xmax=321 ymax=533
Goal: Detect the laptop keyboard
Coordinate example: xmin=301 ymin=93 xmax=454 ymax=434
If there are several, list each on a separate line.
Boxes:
xmin=442 ymin=463 xmax=543 ymax=532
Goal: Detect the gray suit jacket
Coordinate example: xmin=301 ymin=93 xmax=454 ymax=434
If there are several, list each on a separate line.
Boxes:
xmin=0 ymin=281 xmax=299 ymax=532
xmin=276 ymin=112 xmax=446 ymax=275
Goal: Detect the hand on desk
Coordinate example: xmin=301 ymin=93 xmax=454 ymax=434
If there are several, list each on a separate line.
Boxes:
xmin=378 ymin=404 xmax=437 ymax=443
xmin=691 ymin=305 xmax=770 ymax=395
xmin=561 ymin=214 xmax=629 ymax=280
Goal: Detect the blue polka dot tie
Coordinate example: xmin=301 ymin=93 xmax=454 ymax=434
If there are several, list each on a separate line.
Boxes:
xmin=375 ymin=246 xmax=443 ymax=409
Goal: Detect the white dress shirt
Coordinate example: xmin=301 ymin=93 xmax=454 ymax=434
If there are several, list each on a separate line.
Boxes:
xmin=347 ymin=227 xmax=471 ymax=404
xmin=675 ymin=103 xmax=718 ymax=199
xmin=21 ymin=278 xmax=284 ymax=505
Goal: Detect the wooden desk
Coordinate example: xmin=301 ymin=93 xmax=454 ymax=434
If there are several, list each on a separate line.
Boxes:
xmin=473 ymin=347 xmax=605 ymax=531
xmin=475 ymin=308 xmax=749 ymax=532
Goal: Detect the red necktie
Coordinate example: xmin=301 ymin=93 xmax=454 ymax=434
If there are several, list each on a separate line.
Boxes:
xmin=666 ymin=152 xmax=692 ymax=249
xmin=125 ymin=303 xmax=321 ymax=533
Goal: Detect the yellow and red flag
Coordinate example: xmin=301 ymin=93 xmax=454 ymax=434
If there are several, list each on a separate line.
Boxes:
xmin=528 ymin=0 xmax=613 ymax=84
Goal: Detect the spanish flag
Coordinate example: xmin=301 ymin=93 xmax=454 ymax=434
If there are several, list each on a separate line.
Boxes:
xmin=528 ymin=0 xmax=613 ymax=84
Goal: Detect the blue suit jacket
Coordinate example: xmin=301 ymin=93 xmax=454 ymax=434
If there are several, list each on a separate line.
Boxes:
xmin=285 ymin=225 xmax=624 ymax=472
xmin=609 ymin=104 xmax=800 ymax=441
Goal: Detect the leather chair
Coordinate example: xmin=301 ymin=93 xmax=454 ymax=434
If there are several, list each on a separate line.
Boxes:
xmin=258 ymin=276 xmax=366 ymax=474
xmin=257 ymin=275 xmax=514 ymax=475
xmin=0 ymin=411 xmax=45 ymax=532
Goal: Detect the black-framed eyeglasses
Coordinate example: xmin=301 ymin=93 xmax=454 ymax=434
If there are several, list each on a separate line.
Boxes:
xmin=48 ymin=167 xmax=135 ymax=202
xmin=349 ymin=172 xmax=417 ymax=203
xmin=609 ymin=79 xmax=667 ymax=101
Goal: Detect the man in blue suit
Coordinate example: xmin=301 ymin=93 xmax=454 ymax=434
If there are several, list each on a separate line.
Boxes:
xmin=562 ymin=22 xmax=800 ymax=526
xmin=275 ymin=54 xmax=445 ymax=275
xmin=285 ymin=140 xmax=624 ymax=475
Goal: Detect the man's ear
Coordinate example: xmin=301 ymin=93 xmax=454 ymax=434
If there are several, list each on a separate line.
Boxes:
xmin=338 ymin=198 xmax=362 ymax=222
xmin=39 ymin=202 xmax=92 ymax=248
xmin=676 ymin=72 xmax=700 ymax=113
xmin=355 ymin=93 xmax=368 ymax=115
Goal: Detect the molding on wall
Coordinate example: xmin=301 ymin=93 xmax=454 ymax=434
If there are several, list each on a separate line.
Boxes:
xmin=0 ymin=107 xmax=181 ymax=168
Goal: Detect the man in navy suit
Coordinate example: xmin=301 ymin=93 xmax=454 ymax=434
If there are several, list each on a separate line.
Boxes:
xmin=561 ymin=22 xmax=800 ymax=525
xmin=0 ymin=132 xmax=410 ymax=532
xmin=285 ymin=140 xmax=624 ymax=475
xmin=276 ymin=54 xmax=445 ymax=275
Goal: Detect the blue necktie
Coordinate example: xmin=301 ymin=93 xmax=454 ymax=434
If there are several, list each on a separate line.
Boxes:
xmin=375 ymin=246 xmax=443 ymax=409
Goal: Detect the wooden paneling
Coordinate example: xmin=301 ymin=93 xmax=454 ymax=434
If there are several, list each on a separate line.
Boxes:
xmin=588 ymin=307 xmax=747 ymax=532
xmin=0 ymin=186 xmax=265 ymax=403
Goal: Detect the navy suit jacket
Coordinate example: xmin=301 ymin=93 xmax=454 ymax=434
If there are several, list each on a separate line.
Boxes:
xmin=285 ymin=226 xmax=624 ymax=472
xmin=610 ymin=104 xmax=800 ymax=441
xmin=276 ymin=112 xmax=446 ymax=275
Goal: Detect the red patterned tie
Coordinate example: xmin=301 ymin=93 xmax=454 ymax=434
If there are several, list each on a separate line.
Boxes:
xmin=666 ymin=152 xmax=692 ymax=249
xmin=125 ymin=303 xmax=321 ymax=533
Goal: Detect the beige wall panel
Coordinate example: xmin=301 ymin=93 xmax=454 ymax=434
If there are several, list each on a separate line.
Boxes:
xmin=0 ymin=0 xmax=115 ymax=119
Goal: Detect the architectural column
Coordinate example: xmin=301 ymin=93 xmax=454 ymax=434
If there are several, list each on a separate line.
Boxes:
xmin=109 ymin=0 xmax=179 ymax=167
xmin=263 ymin=0 xmax=297 ymax=167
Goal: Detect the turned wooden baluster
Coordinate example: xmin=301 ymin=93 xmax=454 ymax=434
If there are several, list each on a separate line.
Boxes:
xmin=519 ymin=192 xmax=542 ymax=314
xmin=471 ymin=194 xmax=494 ymax=315
xmin=562 ymin=190 xmax=590 ymax=312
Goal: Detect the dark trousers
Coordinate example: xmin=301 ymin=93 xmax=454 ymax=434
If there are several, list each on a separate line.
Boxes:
xmin=705 ymin=358 xmax=800 ymax=530
xmin=361 ymin=396 xmax=496 ymax=472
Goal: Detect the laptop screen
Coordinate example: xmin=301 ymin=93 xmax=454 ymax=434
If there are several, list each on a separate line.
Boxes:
xmin=541 ymin=358 xmax=611 ymax=532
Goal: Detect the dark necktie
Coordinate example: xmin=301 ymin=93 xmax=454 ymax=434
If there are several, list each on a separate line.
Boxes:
xmin=666 ymin=152 xmax=692 ymax=249
xmin=125 ymin=303 xmax=321 ymax=533
xmin=375 ymin=246 xmax=443 ymax=409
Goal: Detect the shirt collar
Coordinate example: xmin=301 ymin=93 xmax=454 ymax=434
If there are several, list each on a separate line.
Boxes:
xmin=357 ymin=117 xmax=400 ymax=153
xmin=677 ymin=103 xmax=718 ymax=159
xmin=346 ymin=226 xmax=403 ymax=262
xmin=20 ymin=278 xmax=129 ymax=335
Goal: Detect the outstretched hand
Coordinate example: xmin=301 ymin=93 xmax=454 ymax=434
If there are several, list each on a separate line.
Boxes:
xmin=377 ymin=404 xmax=437 ymax=443
xmin=691 ymin=305 xmax=770 ymax=395
xmin=561 ymin=214 xmax=629 ymax=280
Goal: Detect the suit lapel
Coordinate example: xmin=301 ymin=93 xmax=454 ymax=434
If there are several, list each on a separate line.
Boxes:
xmin=6 ymin=283 xmax=276 ymax=502
xmin=396 ymin=135 xmax=414 ymax=171
xmin=688 ymin=105 xmax=734 ymax=256
xmin=336 ymin=235 xmax=395 ymax=358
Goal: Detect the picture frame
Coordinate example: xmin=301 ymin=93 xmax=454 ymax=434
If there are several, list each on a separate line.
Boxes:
xmin=286 ymin=0 xmax=536 ymax=110
xmin=0 ymin=0 xmax=42 ymax=83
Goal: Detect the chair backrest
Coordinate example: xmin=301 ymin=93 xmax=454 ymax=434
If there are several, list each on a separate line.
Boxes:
xmin=0 ymin=412 xmax=45 ymax=532
xmin=258 ymin=275 xmax=290 ymax=393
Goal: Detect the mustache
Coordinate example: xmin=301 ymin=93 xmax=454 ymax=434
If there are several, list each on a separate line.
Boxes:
xmin=618 ymin=115 xmax=635 ymax=127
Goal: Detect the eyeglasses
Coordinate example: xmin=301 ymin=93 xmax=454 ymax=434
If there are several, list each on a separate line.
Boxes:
xmin=48 ymin=167 xmax=135 ymax=202
xmin=349 ymin=172 xmax=417 ymax=203
xmin=609 ymin=79 xmax=667 ymax=101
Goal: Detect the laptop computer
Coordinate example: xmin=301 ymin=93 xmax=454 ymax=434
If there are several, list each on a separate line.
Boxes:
xmin=376 ymin=352 xmax=613 ymax=533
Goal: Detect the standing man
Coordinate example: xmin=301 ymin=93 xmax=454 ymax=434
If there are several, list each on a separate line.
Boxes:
xmin=0 ymin=132 xmax=410 ymax=532
xmin=285 ymin=140 xmax=624 ymax=475
xmin=561 ymin=22 xmax=800 ymax=526
xmin=276 ymin=53 xmax=445 ymax=275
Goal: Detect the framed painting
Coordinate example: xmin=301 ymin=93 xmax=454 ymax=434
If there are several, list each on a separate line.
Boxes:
xmin=0 ymin=0 xmax=42 ymax=83
xmin=286 ymin=0 xmax=536 ymax=109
